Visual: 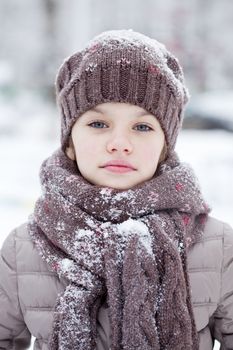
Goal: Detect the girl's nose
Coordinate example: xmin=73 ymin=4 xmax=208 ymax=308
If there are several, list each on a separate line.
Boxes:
xmin=106 ymin=133 xmax=133 ymax=154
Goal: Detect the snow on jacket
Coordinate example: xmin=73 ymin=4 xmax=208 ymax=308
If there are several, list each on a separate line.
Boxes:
xmin=0 ymin=216 xmax=233 ymax=350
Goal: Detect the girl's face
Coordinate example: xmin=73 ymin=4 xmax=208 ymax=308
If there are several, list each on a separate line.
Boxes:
xmin=67 ymin=102 xmax=165 ymax=190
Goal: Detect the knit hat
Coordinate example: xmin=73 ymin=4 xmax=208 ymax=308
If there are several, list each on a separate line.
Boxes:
xmin=55 ymin=29 xmax=189 ymax=152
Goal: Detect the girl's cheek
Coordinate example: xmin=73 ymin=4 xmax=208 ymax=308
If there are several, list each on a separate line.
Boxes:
xmin=141 ymin=145 xmax=159 ymax=158
xmin=84 ymin=142 xmax=100 ymax=157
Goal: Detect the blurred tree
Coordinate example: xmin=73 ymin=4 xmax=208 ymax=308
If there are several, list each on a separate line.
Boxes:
xmin=1 ymin=0 xmax=233 ymax=96
xmin=40 ymin=0 xmax=59 ymax=100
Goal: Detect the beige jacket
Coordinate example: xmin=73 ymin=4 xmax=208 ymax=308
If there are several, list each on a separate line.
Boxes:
xmin=0 ymin=216 xmax=233 ymax=350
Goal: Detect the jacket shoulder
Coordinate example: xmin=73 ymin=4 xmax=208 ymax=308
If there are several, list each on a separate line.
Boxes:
xmin=1 ymin=222 xmax=31 ymax=250
xmin=187 ymin=215 xmax=232 ymax=274
xmin=1 ymin=223 xmax=27 ymax=270
xmin=188 ymin=216 xmax=233 ymax=267
xmin=1 ymin=222 xmax=50 ymax=274
xmin=202 ymin=215 xmax=232 ymax=241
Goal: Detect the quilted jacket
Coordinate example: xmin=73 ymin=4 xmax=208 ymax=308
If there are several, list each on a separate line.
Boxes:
xmin=0 ymin=216 xmax=233 ymax=349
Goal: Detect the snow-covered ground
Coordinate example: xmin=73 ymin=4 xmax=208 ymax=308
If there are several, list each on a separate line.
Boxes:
xmin=1 ymin=94 xmax=232 ymax=349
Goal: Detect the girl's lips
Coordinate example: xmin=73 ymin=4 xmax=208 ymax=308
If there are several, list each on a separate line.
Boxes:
xmin=101 ymin=160 xmax=136 ymax=169
xmin=103 ymin=165 xmax=135 ymax=173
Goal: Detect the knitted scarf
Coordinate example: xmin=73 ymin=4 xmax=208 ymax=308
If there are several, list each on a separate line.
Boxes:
xmin=28 ymin=148 xmax=210 ymax=350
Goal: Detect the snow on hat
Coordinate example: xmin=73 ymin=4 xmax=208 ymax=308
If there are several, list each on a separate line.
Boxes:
xmin=55 ymin=29 xmax=189 ymax=152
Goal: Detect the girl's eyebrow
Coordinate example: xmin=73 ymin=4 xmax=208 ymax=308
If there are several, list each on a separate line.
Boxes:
xmin=90 ymin=106 xmax=152 ymax=118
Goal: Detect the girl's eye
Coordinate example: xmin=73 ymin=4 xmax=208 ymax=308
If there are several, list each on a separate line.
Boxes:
xmin=134 ymin=124 xmax=153 ymax=132
xmin=88 ymin=121 xmax=108 ymax=129
xmin=87 ymin=121 xmax=153 ymax=131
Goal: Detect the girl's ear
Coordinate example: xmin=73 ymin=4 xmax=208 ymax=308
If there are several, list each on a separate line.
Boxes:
xmin=65 ymin=137 xmax=76 ymax=161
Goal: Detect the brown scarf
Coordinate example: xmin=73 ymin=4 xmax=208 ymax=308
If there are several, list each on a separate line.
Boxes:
xmin=28 ymin=148 xmax=210 ymax=350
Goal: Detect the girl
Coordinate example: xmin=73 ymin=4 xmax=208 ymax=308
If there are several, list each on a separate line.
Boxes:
xmin=0 ymin=29 xmax=233 ymax=350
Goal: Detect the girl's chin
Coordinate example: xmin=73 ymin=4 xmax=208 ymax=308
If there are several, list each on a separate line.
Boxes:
xmin=94 ymin=179 xmax=142 ymax=190
xmin=83 ymin=170 xmax=148 ymax=190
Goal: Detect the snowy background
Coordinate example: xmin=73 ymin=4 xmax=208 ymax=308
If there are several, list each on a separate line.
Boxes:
xmin=1 ymin=1 xmax=233 ymax=349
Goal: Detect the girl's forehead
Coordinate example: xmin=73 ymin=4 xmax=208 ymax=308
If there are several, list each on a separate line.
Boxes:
xmin=74 ymin=103 xmax=161 ymax=130
xmin=86 ymin=102 xmax=153 ymax=116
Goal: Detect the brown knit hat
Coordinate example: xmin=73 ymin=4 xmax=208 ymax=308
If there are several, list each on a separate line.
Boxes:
xmin=55 ymin=29 xmax=189 ymax=152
